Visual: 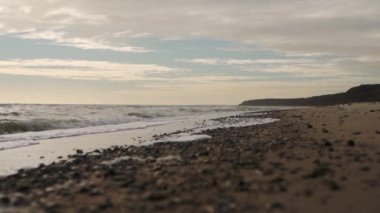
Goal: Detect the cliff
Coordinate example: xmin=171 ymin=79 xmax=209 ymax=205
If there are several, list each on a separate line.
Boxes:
xmin=240 ymin=84 xmax=380 ymax=106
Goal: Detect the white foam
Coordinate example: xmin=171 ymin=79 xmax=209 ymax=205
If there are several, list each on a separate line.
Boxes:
xmin=143 ymin=115 xmax=279 ymax=146
xmin=156 ymin=155 xmax=182 ymax=162
xmin=161 ymin=134 xmax=212 ymax=142
xmin=194 ymin=117 xmax=279 ymax=133
xmin=0 ymin=120 xmax=169 ymax=151
xmin=101 ymin=156 xmax=149 ymax=165
xmin=101 ymin=155 xmax=182 ymax=166
xmin=0 ymin=140 xmax=39 ymax=151
xmin=0 ymin=104 xmax=283 ymax=152
xmin=0 ymin=109 xmax=284 ymax=177
xmin=0 ymin=104 xmax=263 ymax=134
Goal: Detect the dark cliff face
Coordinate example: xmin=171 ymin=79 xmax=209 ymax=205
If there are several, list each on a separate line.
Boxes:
xmin=345 ymin=85 xmax=380 ymax=102
xmin=240 ymin=84 xmax=380 ymax=106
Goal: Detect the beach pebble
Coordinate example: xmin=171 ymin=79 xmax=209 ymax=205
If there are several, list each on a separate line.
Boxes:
xmin=16 ymin=182 xmax=30 ymax=192
xmin=324 ymin=179 xmax=341 ymax=191
xmin=97 ymin=199 xmax=114 ymax=210
xmin=11 ymin=194 xmax=29 ymax=206
xmin=269 ymin=177 xmax=287 ymax=192
xmin=323 ymin=140 xmax=332 ymax=147
xmin=304 ymin=189 xmax=313 ymax=197
xmin=347 ymin=140 xmax=355 ymax=146
xmin=359 ymin=166 xmax=370 ymax=172
xmin=0 ymin=195 xmax=10 ymax=205
xmin=90 ymin=188 xmax=103 ymax=196
xmin=42 ymin=201 xmax=60 ymax=211
xmin=143 ymin=191 xmax=168 ymax=201
xmin=267 ymin=201 xmax=285 ymax=210
xmin=70 ymin=171 xmax=82 ymax=179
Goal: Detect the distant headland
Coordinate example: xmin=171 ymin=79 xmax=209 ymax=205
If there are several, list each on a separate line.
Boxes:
xmin=240 ymin=84 xmax=380 ymax=106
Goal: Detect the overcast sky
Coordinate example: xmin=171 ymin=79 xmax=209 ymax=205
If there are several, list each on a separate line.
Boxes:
xmin=0 ymin=0 xmax=379 ymax=104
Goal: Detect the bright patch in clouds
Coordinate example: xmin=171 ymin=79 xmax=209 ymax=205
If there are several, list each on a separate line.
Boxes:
xmin=178 ymin=58 xmax=344 ymax=77
xmin=178 ymin=58 xmax=315 ymax=66
xmin=15 ymin=30 xmax=151 ymax=53
xmin=43 ymin=7 xmax=106 ymax=25
xmin=0 ymin=59 xmax=174 ymax=81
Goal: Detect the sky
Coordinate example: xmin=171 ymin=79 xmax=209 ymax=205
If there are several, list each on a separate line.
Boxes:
xmin=0 ymin=0 xmax=379 ymax=105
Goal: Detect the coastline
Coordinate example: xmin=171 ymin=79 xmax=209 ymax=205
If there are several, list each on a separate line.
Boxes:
xmin=0 ymin=110 xmax=272 ymax=177
xmin=1 ymin=103 xmax=379 ymax=212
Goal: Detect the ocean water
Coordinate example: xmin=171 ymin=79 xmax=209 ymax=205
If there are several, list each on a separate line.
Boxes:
xmin=0 ymin=104 xmax=271 ymax=151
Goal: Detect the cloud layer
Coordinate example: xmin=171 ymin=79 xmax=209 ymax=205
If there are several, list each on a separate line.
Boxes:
xmin=0 ymin=0 xmax=378 ymax=104
xmin=0 ymin=59 xmax=174 ymax=80
xmin=1 ymin=0 xmax=379 ymax=57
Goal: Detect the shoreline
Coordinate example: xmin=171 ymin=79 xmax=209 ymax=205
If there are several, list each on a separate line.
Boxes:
xmin=0 ymin=110 xmax=272 ymax=177
xmin=0 ymin=103 xmax=379 ymax=212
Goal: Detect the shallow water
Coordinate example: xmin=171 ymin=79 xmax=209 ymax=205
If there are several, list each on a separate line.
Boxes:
xmin=0 ymin=104 xmax=272 ymax=150
xmin=0 ymin=109 xmax=280 ymax=176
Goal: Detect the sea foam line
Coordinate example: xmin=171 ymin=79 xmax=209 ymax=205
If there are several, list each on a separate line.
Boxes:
xmin=0 ymin=120 xmax=170 ymax=151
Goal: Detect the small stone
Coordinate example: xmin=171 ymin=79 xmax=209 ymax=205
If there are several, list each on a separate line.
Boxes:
xmin=324 ymin=179 xmax=341 ymax=191
xmin=12 ymin=194 xmax=29 ymax=206
xmin=304 ymin=189 xmax=313 ymax=197
xmin=104 ymin=168 xmax=117 ymax=177
xmin=43 ymin=201 xmax=60 ymax=211
xmin=352 ymin=131 xmax=362 ymax=135
xmin=120 ymin=178 xmax=135 ymax=187
xmin=306 ymin=123 xmax=313 ymax=129
xmin=322 ymin=128 xmax=329 ymax=133
xmin=269 ymin=177 xmax=287 ymax=192
xmin=16 ymin=182 xmax=29 ymax=192
xmin=304 ymin=161 xmax=331 ymax=179
xmin=90 ymin=188 xmax=103 ymax=196
xmin=97 ymin=199 xmax=113 ymax=210
xmin=359 ymin=166 xmax=370 ymax=172
xmin=347 ymin=140 xmax=355 ymax=146
xmin=76 ymin=149 xmax=84 ymax=154
xmin=71 ymin=172 xmax=82 ymax=179
xmin=143 ymin=191 xmax=167 ymax=201
xmin=197 ymin=150 xmax=209 ymax=156
xmin=0 ymin=195 xmax=10 ymax=205
xmin=268 ymin=201 xmax=285 ymax=210
xmin=45 ymin=187 xmax=55 ymax=193
xmin=324 ymin=140 xmax=332 ymax=147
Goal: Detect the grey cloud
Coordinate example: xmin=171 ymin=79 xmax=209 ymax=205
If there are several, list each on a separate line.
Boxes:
xmin=0 ymin=0 xmax=379 ymax=77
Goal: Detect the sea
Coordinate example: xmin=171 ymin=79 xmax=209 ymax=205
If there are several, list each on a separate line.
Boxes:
xmin=0 ymin=104 xmax=277 ymax=151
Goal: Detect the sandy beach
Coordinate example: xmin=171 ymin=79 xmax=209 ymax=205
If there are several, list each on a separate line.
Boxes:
xmin=2 ymin=0 xmax=379 ymax=212
xmin=0 ymin=103 xmax=379 ymax=213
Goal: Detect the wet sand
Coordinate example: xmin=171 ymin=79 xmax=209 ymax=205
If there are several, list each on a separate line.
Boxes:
xmin=0 ymin=112 xmax=245 ymax=176
xmin=0 ymin=103 xmax=379 ymax=213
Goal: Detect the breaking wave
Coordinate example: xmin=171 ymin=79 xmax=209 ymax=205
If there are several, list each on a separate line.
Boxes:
xmin=0 ymin=104 xmax=279 ymax=151
xmin=0 ymin=105 xmax=258 ymax=135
